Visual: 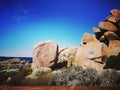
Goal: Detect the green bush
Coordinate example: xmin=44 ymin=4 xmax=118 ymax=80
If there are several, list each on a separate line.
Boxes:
xmin=104 ymin=53 xmax=120 ymax=70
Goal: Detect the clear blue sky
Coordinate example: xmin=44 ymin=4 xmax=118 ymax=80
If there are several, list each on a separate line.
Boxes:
xmin=0 ymin=0 xmax=120 ymax=57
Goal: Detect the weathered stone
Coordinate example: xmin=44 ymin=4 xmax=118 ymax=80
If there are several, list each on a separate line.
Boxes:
xmin=52 ymin=70 xmax=61 ymax=75
xmin=99 ymin=21 xmax=118 ymax=31
xmin=74 ymin=42 xmax=108 ymax=71
xmin=58 ymin=46 xmax=78 ymax=63
xmin=81 ymin=33 xmax=99 ymax=45
xmin=105 ymin=15 xmax=116 ymax=23
xmin=75 ymin=58 xmax=104 ymax=71
xmin=104 ymin=31 xmax=120 ymax=41
xmin=32 ymin=40 xmax=58 ymax=70
xmin=25 ymin=75 xmax=38 ymax=80
xmin=110 ymin=9 xmax=120 ymax=21
xmin=108 ymin=40 xmax=120 ymax=57
xmin=93 ymin=27 xmax=101 ymax=33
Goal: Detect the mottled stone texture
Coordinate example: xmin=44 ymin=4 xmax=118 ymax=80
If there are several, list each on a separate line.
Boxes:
xmin=74 ymin=42 xmax=108 ymax=71
xmin=32 ymin=40 xmax=58 ymax=70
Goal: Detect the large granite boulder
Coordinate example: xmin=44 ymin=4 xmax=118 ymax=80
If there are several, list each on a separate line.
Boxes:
xmin=80 ymin=33 xmax=99 ymax=45
xmin=32 ymin=40 xmax=58 ymax=70
xmin=74 ymin=42 xmax=108 ymax=71
xmin=99 ymin=21 xmax=118 ymax=31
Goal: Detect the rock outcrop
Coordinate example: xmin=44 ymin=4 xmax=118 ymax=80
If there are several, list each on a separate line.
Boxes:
xmin=74 ymin=42 xmax=108 ymax=71
xmin=93 ymin=9 xmax=120 ymax=45
xmin=31 ymin=9 xmax=120 ymax=72
xmin=32 ymin=40 xmax=58 ymax=70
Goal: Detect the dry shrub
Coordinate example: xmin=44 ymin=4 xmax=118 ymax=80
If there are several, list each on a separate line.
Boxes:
xmin=22 ymin=72 xmax=54 ymax=86
xmin=7 ymin=66 xmax=32 ymax=86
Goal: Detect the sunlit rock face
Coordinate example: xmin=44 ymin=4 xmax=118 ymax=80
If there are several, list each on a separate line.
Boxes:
xmin=80 ymin=33 xmax=99 ymax=46
xmin=32 ymin=40 xmax=58 ymax=70
xmin=99 ymin=21 xmax=118 ymax=31
xmin=108 ymin=40 xmax=120 ymax=57
xmin=74 ymin=42 xmax=108 ymax=71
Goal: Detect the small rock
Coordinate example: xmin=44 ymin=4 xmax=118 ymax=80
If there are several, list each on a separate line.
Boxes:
xmin=105 ymin=15 xmax=116 ymax=23
xmin=52 ymin=70 xmax=61 ymax=75
xmin=110 ymin=9 xmax=120 ymax=21
xmin=32 ymin=67 xmax=52 ymax=76
xmin=100 ymin=35 xmax=105 ymax=42
xmin=104 ymin=31 xmax=120 ymax=41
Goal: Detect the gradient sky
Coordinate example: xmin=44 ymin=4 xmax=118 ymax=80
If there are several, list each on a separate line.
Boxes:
xmin=0 ymin=0 xmax=120 ymax=57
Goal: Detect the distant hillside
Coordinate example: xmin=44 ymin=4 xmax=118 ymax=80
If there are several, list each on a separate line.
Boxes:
xmin=0 ymin=56 xmax=32 ymax=63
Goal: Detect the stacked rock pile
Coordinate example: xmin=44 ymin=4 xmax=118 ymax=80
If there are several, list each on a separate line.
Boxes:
xmin=93 ymin=9 xmax=120 ymax=45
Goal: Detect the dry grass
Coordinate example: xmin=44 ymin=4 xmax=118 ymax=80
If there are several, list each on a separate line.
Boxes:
xmin=22 ymin=72 xmax=54 ymax=86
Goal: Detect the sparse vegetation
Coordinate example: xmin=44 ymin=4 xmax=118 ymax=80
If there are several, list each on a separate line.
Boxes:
xmin=0 ymin=57 xmax=120 ymax=87
xmin=32 ymin=67 xmax=51 ymax=76
xmin=0 ymin=69 xmax=19 ymax=85
xmin=7 ymin=68 xmax=30 ymax=86
xmin=22 ymin=72 xmax=54 ymax=86
xmin=0 ymin=58 xmax=32 ymax=85
xmin=52 ymin=66 xmax=100 ymax=86
xmin=52 ymin=66 xmax=120 ymax=87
